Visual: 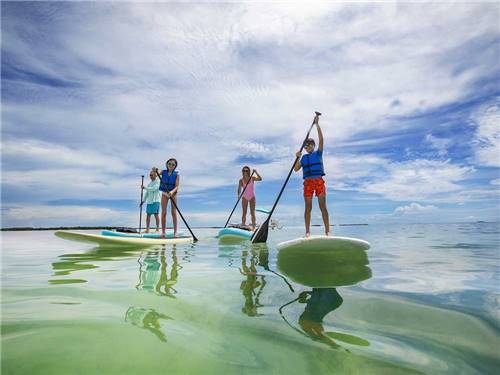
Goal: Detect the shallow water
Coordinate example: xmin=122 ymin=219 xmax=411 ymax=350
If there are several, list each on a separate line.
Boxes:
xmin=1 ymin=223 xmax=499 ymax=374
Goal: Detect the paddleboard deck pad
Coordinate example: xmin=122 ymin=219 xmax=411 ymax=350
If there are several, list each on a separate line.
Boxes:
xmin=277 ymin=236 xmax=370 ymax=252
xmin=55 ymin=230 xmax=193 ymax=246
xmin=101 ymin=230 xmax=185 ymax=238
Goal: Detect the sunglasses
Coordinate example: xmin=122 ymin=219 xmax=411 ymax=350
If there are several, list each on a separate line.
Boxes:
xmin=242 ymin=169 xmax=250 ymax=173
xmin=167 ymin=162 xmax=176 ymax=167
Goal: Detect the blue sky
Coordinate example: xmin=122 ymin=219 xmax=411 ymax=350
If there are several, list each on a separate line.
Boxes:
xmin=1 ymin=2 xmax=499 ymax=227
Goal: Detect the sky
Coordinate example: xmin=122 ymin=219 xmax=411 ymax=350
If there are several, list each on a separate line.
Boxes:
xmin=1 ymin=1 xmax=499 ymax=228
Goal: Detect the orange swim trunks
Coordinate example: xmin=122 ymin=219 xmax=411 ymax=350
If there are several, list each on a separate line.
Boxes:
xmin=303 ymin=177 xmax=326 ymax=198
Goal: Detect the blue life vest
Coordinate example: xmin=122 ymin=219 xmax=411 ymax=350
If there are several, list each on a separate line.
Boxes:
xmin=301 ymin=150 xmax=325 ymax=179
xmin=160 ymin=170 xmax=178 ymax=192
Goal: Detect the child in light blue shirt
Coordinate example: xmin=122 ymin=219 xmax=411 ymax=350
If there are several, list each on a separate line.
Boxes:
xmin=141 ymin=168 xmax=161 ymax=233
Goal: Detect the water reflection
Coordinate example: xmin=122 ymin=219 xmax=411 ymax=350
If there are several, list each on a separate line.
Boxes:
xmin=277 ymin=244 xmax=372 ymax=350
xmin=239 ymin=247 xmax=267 ymax=317
xmin=219 ymin=243 xmax=296 ymax=317
xmin=50 ymin=246 xmax=140 ymax=284
xmin=277 ymin=245 xmax=371 ymax=288
xmin=136 ymin=248 xmax=181 ymax=297
xmin=125 ymin=307 xmax=173 ymax=342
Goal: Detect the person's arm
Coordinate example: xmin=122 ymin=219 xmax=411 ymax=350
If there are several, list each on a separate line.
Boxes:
xmin=315 ymin=115 xmax=324 ymax=152
xmin=252 ymin=169 xmax=262 ymax=181
xmin=169 ymin=175 xmax=180 ymax=196
xmin=144 ymin=180 xmax=159 ymax=192
xmin=293 ymin=152 xmax=302 ymax=172
xmin=237 ymin=179 xmax=242 ymax=197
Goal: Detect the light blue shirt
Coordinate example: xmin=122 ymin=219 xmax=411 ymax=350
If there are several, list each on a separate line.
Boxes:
xmin=143 ymin=178 xmax=161 ymax=204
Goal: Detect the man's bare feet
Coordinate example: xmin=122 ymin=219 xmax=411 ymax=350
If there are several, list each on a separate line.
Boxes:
xmin=325 ymin=232 xmax=330 ymax=236
xmin=305 ymin=232 xmax=311 ymax=238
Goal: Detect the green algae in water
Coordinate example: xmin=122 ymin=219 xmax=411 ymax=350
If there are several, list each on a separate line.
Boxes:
xmin=2 ymin=225 xmax=500 ymax=374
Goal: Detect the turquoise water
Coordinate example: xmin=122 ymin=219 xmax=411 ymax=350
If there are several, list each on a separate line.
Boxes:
xmin=1 ymin=223 xmax=499 ymax=374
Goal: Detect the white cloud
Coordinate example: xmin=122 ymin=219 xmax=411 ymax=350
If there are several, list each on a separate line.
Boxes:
xmin=491 ymin=178 xmax=500 ymax=185
xmin=362 ymin=159 xmax=474 ymax=201
xmin=425 ymin=134 xmax=451 ymax=157
xmin=2 ymin=2 xmax=499 ymax=226
xmin=2 ymin=205 xmax=135 ymax=228
xmin=2 ymin=139 xmax=129 ymax=171
xmin=394 ymin=203 xmax=437 ymax=215
xmin=471 ymin=103 xmax=500 ymax=167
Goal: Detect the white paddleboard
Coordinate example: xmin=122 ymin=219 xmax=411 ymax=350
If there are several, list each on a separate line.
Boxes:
xmin=55 ymin=231 xmax=193 ymax=247
xmin=277 ymin=235 xmax=370 ymax=252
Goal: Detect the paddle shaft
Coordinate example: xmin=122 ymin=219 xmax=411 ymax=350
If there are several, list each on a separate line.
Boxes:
xmin=223 ymin=170 xmax=255 ymax=228
xmin=139 ymin=175 xmax=144 ymax=233
xmin=252 ymin=112 xmax=321 ymax=243
xmin=156 ymin=170 xmax=198 ymax=242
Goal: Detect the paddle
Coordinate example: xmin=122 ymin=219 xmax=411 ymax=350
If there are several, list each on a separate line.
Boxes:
xmin=139 ymin=175 xmax=144 ymax=233
xmin=156 ymin=170 xmax=198 ymax=242
xmin=223 ymin=170 xmax=255 ymax=228
xmin=252 ymin=111 xmax=321 ymax=243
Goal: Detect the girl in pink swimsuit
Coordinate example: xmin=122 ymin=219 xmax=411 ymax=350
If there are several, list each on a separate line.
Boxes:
xmin=238 ymin=166 xmax=262 ymax=230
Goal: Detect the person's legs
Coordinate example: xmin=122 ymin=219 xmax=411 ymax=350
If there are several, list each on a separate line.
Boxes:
xmin=241 ymin=198 xmax=249 ymax=226
xmin=317 ymin=194 xmax=330 ymax=235
xmin=249 ymin=197 xmax=256 ymax=230
xmin=304 ymin=196 xmax=313 ymax=237
xmin=171 ymin=196 xmax=178 ymax=236
xmin=145 ymin=213 xmax=151 ymax=233
xmin=303 ymin=179 xmax=314 ymax=237
xmin=154 ymin=213 xmax=160 ymax=231
xmin=161 ymin=194 xmax=168 ymax=236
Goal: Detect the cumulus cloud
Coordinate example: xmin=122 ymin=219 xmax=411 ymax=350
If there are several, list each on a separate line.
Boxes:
xmin=394 ymin=202 xmax=437 ymax=214
xmin=362 ymin=159 xmax=474 ymax=201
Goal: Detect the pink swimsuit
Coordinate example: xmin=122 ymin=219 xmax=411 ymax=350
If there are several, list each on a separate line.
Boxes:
xmin=241 ymin=178 xmax=255 ymax=200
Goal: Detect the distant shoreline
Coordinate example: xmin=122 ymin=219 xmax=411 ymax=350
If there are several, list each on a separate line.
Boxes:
xmin=1 ymin=224 xmax=369 ymax=231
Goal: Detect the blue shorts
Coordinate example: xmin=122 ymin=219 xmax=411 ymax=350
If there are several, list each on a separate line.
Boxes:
xmin=146 ymin=202 xmax=160 ymax=214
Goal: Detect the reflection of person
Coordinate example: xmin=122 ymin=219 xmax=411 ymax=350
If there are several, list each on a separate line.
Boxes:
xmin=293 ymin=114 xmax=330 ymax=237
xmin=141 ymin=168 xmax=161 ymax=233
xmin=125 ymin=307 xmax=172 ymax=342
xmin=139 ymin=252 xmax=161 ymax=292
xmin=239 ymin=250 xmax=266 ymax=317
xmin=156 ymin=248 xmax=179 ymax=297
xmin=298 ymin=288 xmax=343 ymax=348
xmin=238 ymin=166 xmax=262 ymax=230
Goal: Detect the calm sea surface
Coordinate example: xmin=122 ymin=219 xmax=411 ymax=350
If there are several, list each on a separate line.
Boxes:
xmin=1 ymin=223 xmax=499 ymax=374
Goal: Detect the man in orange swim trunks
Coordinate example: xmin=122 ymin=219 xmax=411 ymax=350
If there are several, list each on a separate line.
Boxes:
xmin=293 ymin=114 xmax=330 ymax=237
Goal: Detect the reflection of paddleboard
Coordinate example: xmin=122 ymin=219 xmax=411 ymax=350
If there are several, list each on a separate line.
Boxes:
xmin=55 ymin=231 xmax=193 ymax=247
xmin=277 ymin=237 xmax=371 ymax=288
xmin=217 ymin=227 xmax=253 ymax=242
xmin=277 ymin=236 xmax=370 ymax=252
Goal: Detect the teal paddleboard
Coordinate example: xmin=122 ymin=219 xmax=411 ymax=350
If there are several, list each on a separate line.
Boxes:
xmin=217 ymin=227 xmax=253 ymax=242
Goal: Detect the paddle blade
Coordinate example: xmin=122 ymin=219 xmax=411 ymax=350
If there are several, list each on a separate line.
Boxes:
xmin=252 ymin=219 xmax=269 ymax=243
